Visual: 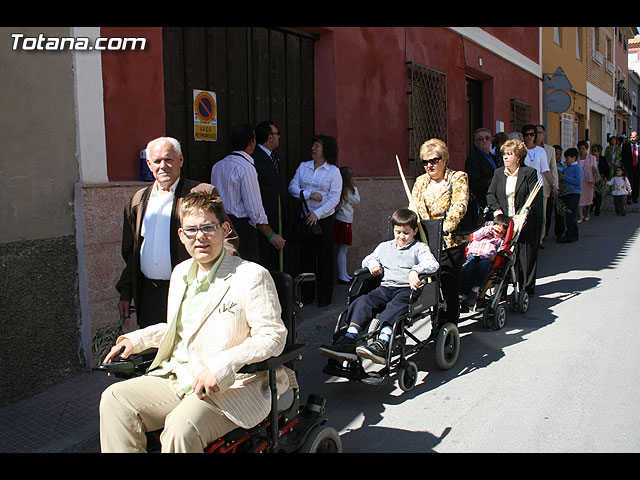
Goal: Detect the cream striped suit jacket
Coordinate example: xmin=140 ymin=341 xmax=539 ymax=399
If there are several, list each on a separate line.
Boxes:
xmin=121 ymin=253 xmax=297 ymax=429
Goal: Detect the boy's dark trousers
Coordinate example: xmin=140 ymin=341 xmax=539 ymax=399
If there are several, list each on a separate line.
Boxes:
xmin=554 ymin=194 xmax=566 ymax=238
xmin=563 ymin=193 xmax=580 ymax=240
xmin=345 ymin=285 xmax=412 ymax=331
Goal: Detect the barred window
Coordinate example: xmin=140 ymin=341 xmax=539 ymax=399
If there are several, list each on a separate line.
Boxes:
xmin=407 ymin=61 xmax=448 ymax=179
xmin=510 ymin=98 xmax=531 ymax=134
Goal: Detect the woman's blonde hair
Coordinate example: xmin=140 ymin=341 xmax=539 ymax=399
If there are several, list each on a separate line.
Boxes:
xmin=500 ymin=139 xmax=527 ymax=164
xmin=419 ymin=138 xmax=449 ymax=167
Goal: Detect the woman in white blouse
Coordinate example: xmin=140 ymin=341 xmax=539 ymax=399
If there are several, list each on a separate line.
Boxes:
xmin=288 ymin=134 xmax=343 ymax=307
xmin=487 ymin=139 xmax=542 ymax=296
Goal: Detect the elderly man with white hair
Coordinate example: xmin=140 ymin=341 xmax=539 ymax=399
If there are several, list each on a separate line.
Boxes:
xmin=116 ymin=136 xmax=239 ymax=328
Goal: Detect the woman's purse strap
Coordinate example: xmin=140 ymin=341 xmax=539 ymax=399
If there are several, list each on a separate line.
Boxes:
xmin=300 ymin=190 xmax=311 ymax=216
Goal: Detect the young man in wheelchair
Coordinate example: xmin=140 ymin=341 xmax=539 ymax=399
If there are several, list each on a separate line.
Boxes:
xmin=99 ymin=191 xmax=297 ymax=453
xmin=318 ymin=208 xmax=439 ymax=365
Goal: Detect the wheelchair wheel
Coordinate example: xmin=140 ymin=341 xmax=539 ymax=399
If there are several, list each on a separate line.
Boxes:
xmin=300 ymin=424 xmax=343 ymax=453
xmin=435 ymin=322 xmax=460 ymax=370
xmin=398 ymin=360 xmax=418 ymax=392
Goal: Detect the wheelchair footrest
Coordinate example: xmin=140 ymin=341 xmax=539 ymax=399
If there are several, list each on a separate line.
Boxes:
xmin=359 ymin=371 xmax=390 ymax=386
xmin=322 ymin=360 xmax=390 ymax=386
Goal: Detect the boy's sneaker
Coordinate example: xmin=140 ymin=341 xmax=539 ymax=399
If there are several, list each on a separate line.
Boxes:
xmin=356 ymin=339 xmax=389 ymax=365
xmin=318 ymin=336 xmax=357 ymax=362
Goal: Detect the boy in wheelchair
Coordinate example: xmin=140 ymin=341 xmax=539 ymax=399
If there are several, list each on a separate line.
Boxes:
xmin=99 ymin=192 xmax=297 ymax=453
xmin=459 ymin=213 xmax=510 ymax=309
xmin=318 ymin=208 xmax=439 ymax=365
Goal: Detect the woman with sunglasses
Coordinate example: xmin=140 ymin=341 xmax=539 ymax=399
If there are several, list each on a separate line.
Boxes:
xmin=411 ymin=138 xmax=470 ymax=324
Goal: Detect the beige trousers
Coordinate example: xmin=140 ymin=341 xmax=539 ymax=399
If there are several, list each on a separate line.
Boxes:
xmin=99 ymin=374 xmax=237 ymax=453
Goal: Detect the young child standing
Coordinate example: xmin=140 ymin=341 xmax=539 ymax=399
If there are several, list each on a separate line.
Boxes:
xmin=334 ymin=166 xmax=360 ymax=284
xmin=319 ymin=208 xmax=439 ymax=365
xmin=607 ymin=166 xmax=633 ymax=216
xmin=459 ymin=214 xmax=511 ymax=308
xmin=558 ymin=148 xmax=583 ymax=243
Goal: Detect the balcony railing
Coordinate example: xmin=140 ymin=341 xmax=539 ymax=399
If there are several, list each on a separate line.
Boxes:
xmin=616 ymin=82 xmax=632 ymax=114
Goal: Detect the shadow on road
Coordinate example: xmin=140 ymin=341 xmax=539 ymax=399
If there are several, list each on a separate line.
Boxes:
xmin=298 ymin=213 xmax=640 ymax=452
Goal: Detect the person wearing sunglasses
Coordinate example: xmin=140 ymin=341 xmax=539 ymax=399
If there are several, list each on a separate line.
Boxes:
xmin=465 ymin=127 xmax=503 ymax=210
xmin=411 ymin=138 xmax=470 ymax=325
xmin=522 ymin=124 xmax=557 ymax=253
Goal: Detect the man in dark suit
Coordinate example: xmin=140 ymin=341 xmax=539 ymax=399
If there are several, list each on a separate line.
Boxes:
xmin=252 ymin=121 xmax=289 ymax=271
xmin=465 ymin=127 xmax=503 ymax=209
xmin=621 ymin=131 xmax=639 ymax=203
xmin=116 ymin=136 xmax=239 ymax=328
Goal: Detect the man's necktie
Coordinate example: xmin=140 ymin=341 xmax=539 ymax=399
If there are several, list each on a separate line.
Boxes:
xmin=634 ymin=144 xmax=638 ymax=167
xmin=270 ymin=152 xmax=280 ymax=174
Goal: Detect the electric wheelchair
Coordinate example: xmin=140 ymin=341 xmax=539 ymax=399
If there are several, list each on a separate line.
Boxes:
xmin=98 ymin=271 xmax=342 ymax=453
xmin=320 ymin=218 xmax=461 ymax=392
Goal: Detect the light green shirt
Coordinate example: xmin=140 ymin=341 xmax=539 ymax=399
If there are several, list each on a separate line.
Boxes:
xmin=149 ymin=250 xmax=226 ymax=394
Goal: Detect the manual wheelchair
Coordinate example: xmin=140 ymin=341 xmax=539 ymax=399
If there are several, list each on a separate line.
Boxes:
xmin=98 ymin=271 xmax=342 ymax=453
xmin=320 ymin=218 xmax=461 ymax=392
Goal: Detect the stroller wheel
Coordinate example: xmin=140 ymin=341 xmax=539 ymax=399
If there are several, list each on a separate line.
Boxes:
xmin=481 ymin=307 xmax=493 ymax=328
xmin=492 ymin=304 xmax=507 ymax=330
xmin=518 ymin=291 xmax=530 ymax=313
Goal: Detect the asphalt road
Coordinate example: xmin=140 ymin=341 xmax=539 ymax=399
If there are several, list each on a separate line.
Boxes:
xmin=295 ymin=210 xmax=640 ymax=453
xmin=64 ymin=209 xmax=640 ymax=453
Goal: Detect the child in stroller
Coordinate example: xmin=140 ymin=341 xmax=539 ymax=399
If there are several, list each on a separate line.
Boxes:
xmin=459 ymin=213 xmax=511 ymax=310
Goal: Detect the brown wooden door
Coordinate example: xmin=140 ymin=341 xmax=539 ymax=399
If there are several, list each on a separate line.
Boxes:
xmin=162 ymin=26 xmax=316 ymax=273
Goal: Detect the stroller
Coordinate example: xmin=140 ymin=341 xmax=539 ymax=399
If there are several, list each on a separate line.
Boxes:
xmin=321 ymin=218 xmax=460 ymax=392
xmin=461 ymin=208 xmax=532 ymax=330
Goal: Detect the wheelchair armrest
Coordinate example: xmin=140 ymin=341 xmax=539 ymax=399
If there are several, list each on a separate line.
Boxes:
xmin=353 ymin=267 xmax=371 ymax=277
xmin=238 ymin=344 xmax=307 ymax=374
xmin=409 ymin=272 xmax=438 ymax=300
xmin=96 ymin=348 xmax=158 ymax=378
xmin=293 ymin=273 xmax=316 ymax=305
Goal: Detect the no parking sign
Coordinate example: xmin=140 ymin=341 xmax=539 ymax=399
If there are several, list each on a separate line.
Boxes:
xmin=193 ymin=89 xmax=217 ymax=141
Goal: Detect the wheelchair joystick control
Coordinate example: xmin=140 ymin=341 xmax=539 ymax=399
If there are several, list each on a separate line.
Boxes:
xmin=303 ymin=394 xmax=326 ymax=418
xmin=97 ymin=346 xmax=136 ymax=378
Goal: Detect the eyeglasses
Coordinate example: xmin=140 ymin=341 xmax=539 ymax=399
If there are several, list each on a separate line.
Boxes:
xmin=270 ymin=130 xmax=280 ymax=136
xmin=181 ymin=223 xmax=221 ymax=238
xmin=421 ymin=157 xmax=442 ymax=165
xmin=523 ymin=132 xmax=536 ymax=137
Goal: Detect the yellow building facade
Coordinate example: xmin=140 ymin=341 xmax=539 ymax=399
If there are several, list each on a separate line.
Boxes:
xmin=541 ymin=27 xmax=588 ymax=149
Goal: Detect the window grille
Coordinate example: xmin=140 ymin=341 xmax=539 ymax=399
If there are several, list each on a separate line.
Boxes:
xmin=407 ymin=61 xmax=448 ymax=179
xmin=510 ymin=98 xmax=531 ymax=134
xmin=561 ymin=113 xmax=574 ymax=151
